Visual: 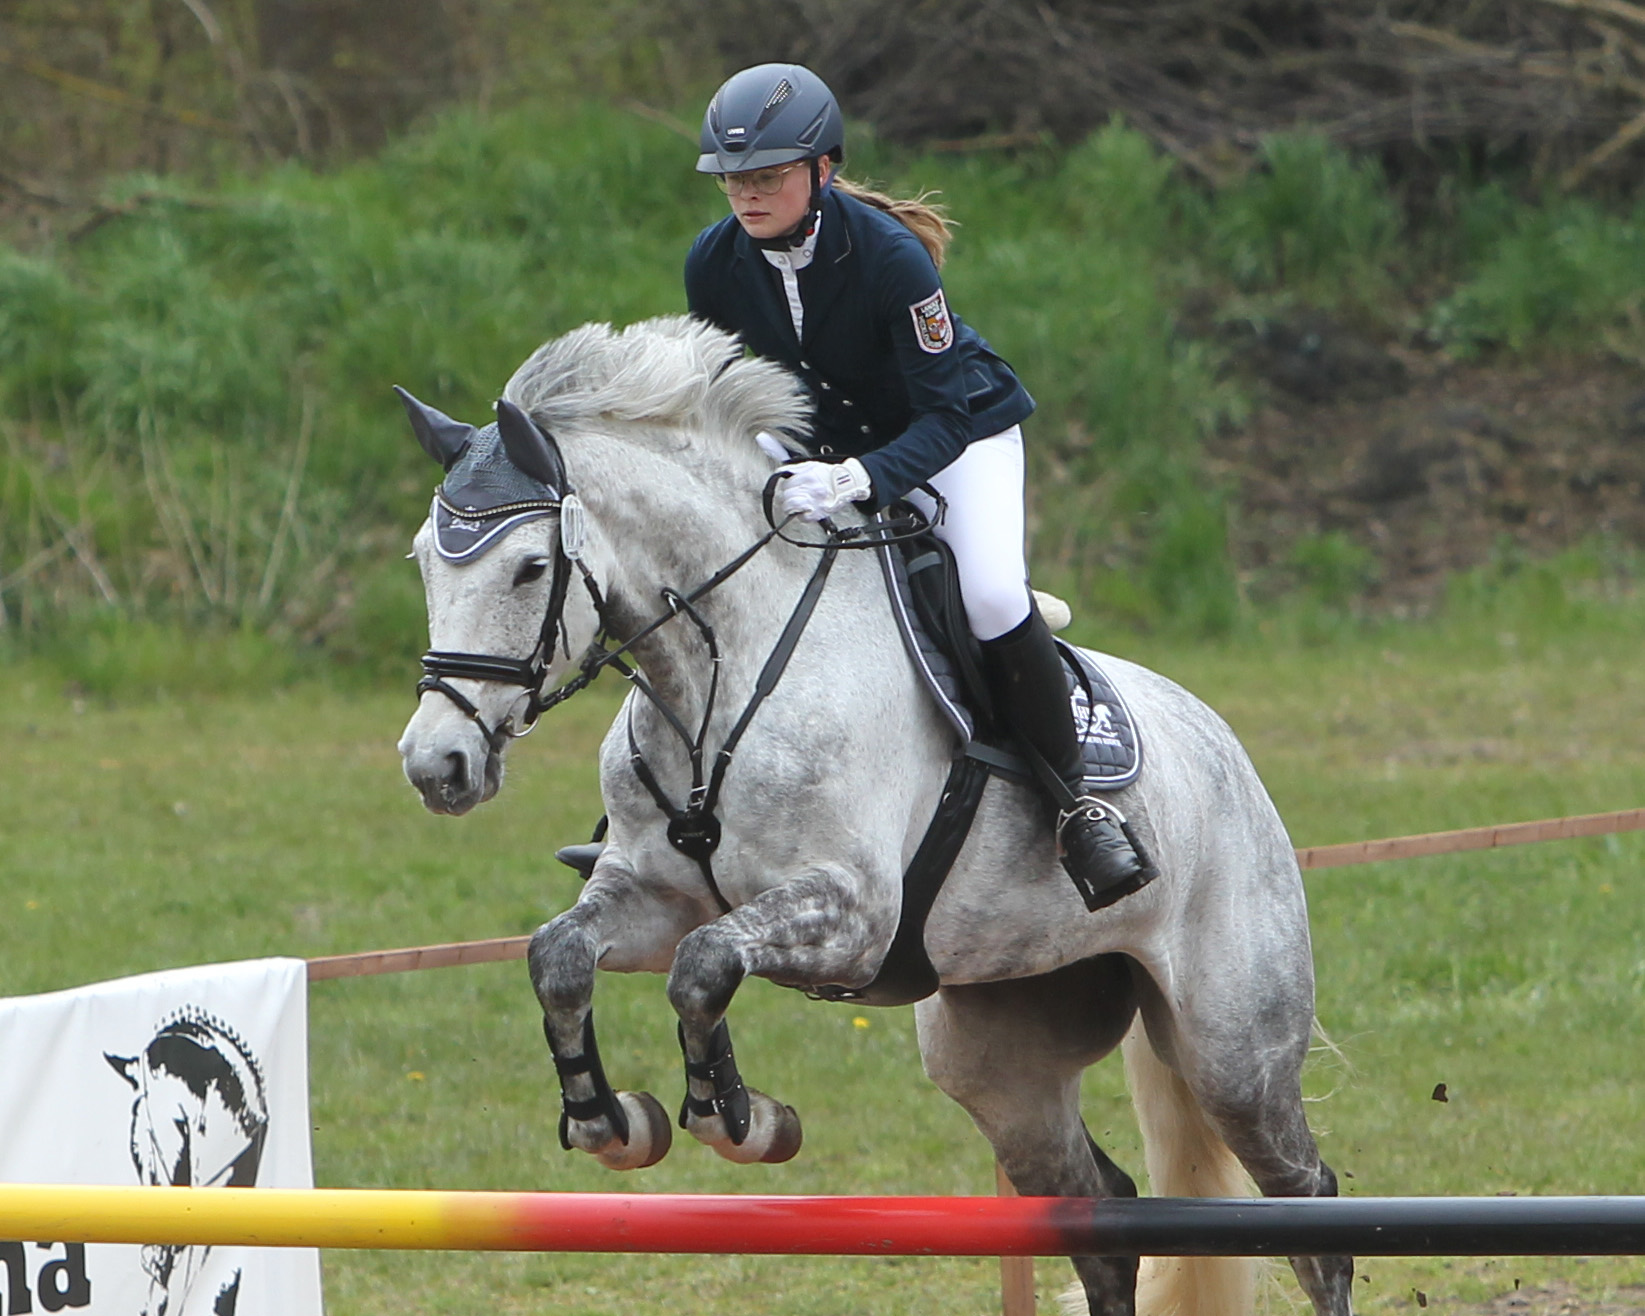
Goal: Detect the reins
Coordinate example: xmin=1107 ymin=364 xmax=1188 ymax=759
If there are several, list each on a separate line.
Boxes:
xmin=416 ymin=466 xmax=934 ymax=913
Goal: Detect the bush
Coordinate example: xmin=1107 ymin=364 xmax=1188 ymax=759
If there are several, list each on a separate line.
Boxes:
xmin=1431 ymin=191 xmax=1645 ymax=354
xmin=1211 ymin=133 xmax=1400 ymax=307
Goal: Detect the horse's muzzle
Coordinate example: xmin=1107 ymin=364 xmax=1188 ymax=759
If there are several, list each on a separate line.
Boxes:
xmin=398 ymin=722 xmax=504 ymax=815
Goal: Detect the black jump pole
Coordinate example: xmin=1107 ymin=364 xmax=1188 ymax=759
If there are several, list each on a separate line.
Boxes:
xmin=1050 ymin=1196 xmax=1645 ymax=1256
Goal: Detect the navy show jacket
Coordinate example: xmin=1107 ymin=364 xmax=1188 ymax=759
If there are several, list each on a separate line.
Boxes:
xmin=685 ymin=188 xmax=1035 ymax=507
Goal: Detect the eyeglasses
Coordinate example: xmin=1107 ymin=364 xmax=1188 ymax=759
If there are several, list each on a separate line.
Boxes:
xmin=712 ymin=162 xmax=806 ymax=197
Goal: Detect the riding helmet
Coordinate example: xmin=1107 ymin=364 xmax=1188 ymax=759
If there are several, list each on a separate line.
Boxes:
xmin=696 ymin=63 xmax=845 ymax=174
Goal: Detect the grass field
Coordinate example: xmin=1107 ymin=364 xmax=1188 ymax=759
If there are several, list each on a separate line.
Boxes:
xmin=2 ymin=579 xmax=1643 ymax=1314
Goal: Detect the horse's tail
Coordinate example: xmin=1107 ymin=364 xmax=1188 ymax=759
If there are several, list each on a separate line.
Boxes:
xmin=1122 ymin=1024 xmax=1259 ymax=1316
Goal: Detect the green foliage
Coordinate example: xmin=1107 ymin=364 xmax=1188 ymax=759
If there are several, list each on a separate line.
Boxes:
xmin=27 ymin=614 xmax=305 ymax=698
xmin=1290 ymin=529 xmax=1380 ymax=608
xmin=1131 ymin=491 xmax=1238 ymax=636
xmin=1057 ymin=120 xmax=1186 ymax=246
xmin=1210 ymin=133 xmax=1401 ymax=307
xmin=931 ymin=122 xmax=1247 ymax=634
xmin=323 ymin=551 xmax=435 ymax=678
xmin=0 ymin=249 xmax=91 ymax=411
xmin=1430 ymin=189 xmax=1645 ymax=355
xmin=4 ymin=103 xmax=1645 ymax=663
xmin=0 ymin=108 xmax=1253 ymax=652
xmin=0 ymin=102 xmax=726 ymax=661
xmin=1438 ymin=538 xmax=1645 ymax=644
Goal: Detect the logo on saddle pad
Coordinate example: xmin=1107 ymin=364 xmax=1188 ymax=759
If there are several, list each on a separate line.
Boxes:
xmin=1071 ymin=687 xmax=1125 ymax=748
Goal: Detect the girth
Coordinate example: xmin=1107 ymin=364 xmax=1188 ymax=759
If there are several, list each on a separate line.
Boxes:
xmin=806 ymin=750 xmax=993 ymax=1008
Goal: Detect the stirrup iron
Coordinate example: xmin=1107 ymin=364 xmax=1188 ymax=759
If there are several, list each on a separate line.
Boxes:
xmin=1056 ymin=794 xmax=1157 ymax=912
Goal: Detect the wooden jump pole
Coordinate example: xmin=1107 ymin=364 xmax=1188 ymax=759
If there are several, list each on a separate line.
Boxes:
xmin=1294 ymin=806 xmax=1645 ymax=870
xmin=305 ymin=807 xmax=1645 ymax=982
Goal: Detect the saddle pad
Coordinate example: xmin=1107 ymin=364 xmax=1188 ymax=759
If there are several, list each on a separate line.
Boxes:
xmin=1063 ymin=643 xmax=1143 ymax=791
xmin=876 ymin=535 xmax=975 ymax=744
xmin=875 ymin=529 xmax=1143 ymax=791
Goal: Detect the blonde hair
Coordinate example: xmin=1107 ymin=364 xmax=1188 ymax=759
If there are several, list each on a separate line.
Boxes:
xmin=833 ymin=175 xmax=954 ymax=269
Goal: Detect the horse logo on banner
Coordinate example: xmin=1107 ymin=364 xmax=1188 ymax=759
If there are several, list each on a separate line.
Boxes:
xmin=106 ymin=1008 xmax=270 ymax=1316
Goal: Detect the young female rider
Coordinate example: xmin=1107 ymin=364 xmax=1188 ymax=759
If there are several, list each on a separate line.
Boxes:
xmin=685 ymin=63 xmax=1148 ymax=909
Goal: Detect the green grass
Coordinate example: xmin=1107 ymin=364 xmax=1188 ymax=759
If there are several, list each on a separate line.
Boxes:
xmin=3 ymin=576 xmax=1644 ymax=1313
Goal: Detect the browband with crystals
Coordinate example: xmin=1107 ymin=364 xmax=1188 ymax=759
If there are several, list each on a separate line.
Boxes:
xmin=431 ymin=490 xmax=562 ymax=563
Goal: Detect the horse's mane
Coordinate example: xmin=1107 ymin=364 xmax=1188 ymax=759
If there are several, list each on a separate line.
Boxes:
xmin=502 ymin=316 xmax=812 ymax=464
xmin=150 ymin=1006 xmax=269 ymax=1136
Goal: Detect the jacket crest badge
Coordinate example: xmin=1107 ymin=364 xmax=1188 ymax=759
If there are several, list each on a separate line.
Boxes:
xmin=909 ymin=290 xmax=954 ymax=354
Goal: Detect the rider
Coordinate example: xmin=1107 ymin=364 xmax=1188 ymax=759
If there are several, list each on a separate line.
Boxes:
xmin=685 ymin=62 xmax=1150 ymax=910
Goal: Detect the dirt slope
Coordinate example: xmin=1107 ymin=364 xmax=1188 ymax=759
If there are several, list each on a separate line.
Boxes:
xmin=1206 ymin=314 xmax=1645 ymax=607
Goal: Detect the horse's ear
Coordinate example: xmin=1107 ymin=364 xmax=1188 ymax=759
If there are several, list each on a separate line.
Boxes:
xmin=394 ymin=386 xmax=475 ymax=470
xmin=495 ymin=398 xmax=567 ymax=494
xmin=105 ymin=1052 xmax=139 ymax=1090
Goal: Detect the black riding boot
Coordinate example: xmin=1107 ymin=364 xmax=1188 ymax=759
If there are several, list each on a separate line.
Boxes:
xmin=981 ymin=608 xmax=1154 ymax=911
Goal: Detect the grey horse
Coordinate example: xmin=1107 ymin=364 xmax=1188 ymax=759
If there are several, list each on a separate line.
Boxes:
xmin=396 ymin=315 xmax=1352 ymax=1316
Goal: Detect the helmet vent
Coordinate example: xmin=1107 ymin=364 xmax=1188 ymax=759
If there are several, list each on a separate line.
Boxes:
xmin=755 ymin=78 xmax=794 ymax=129
xmin=795 ymin=106 xmax=828 ymax=148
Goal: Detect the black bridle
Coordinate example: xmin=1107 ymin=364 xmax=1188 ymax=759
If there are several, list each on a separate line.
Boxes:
xmin=416 ymin=482 xmax=602 ymax=751
xmin=416 ymin=467 xmax=936 ymax=912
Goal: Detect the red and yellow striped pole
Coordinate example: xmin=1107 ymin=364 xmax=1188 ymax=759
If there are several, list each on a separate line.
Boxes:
xmin=0 ymin=1185 xmax=1072 ymax=1254
xmin=3 ymin=1186 xmax=1645 ymax=1256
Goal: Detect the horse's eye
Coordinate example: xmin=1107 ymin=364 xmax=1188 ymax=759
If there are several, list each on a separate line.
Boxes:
xmin=513 ymin=557 xmax=551 ymax=587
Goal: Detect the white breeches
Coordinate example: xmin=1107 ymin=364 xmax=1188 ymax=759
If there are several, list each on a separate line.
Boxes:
xmin=904 ymin=426 xmax=1032 ymax=642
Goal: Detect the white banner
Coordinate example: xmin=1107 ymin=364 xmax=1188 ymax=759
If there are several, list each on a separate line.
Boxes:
xmin=0 ymin=958 xmax=324 ymax=1315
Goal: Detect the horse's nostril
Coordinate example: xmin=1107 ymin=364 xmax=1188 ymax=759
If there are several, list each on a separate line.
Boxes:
xmin=443 ymin=750 xmax=468 ymax=789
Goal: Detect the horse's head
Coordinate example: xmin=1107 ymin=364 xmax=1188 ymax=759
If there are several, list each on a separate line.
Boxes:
xmin=395 ymin=388 xmax=608 ymax=815
xmin=397 ymin=317 xmax=814 ymax=816
xmin=106 ymin=1009 xmax=269 ymax=1190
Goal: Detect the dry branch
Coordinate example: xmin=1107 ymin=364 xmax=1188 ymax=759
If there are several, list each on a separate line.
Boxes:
xmin=1534 ymin=0 xmax=1645 ymax=31
xmin=0 ymin=48 xmax=244 ymax=137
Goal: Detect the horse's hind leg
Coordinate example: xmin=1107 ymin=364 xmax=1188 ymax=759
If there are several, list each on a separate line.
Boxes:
xmin=915 ymin=956 xmax=1142 ymax=1316
xmin=666 ymin=865 xmax=894 ymax=1164
xmin=1130 ymin=965 xmax=1354 ymax=1316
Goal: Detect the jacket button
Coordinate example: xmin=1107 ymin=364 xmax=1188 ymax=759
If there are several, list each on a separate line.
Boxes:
xmin=841 ymin=398 xmax=854 ymax=407
xmin=860 ymin=425 xmax=871 ymax=435
xmin=819 ymin=381 xmax=831 ymax=391
xmin=800 ymin=361 xmax=813 ymax=371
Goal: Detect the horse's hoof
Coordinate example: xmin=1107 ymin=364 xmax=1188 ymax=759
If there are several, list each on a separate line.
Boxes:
xmin=592 ymin=1091 xmax=673 ymax=1171
xmin=756 ymin=1099 xmax=803 ymax=1164
xmin=687 ymin=1089 xmax=803 ymax=1164
xmin=575 ymin=1092 xmax=671 ymax=1171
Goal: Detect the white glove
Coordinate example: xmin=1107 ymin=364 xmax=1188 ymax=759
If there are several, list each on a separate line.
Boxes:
xmin=777 ymin=458 xmax=873 ymax=522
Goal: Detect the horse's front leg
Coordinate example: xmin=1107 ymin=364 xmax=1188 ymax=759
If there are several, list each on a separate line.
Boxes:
xmin=527 ymin=858 xmax=704 ymax=1171
xmin=667 ymin=864 xmax=894 ymax=1164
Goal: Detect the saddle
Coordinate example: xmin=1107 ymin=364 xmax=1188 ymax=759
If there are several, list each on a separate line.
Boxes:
xmin=878 ymin=513 xmax=1142 ymax=791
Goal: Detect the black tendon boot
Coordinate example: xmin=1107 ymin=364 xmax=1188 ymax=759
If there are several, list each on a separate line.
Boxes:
xmin=981 ymin=609 xmax=1155 ymax=910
